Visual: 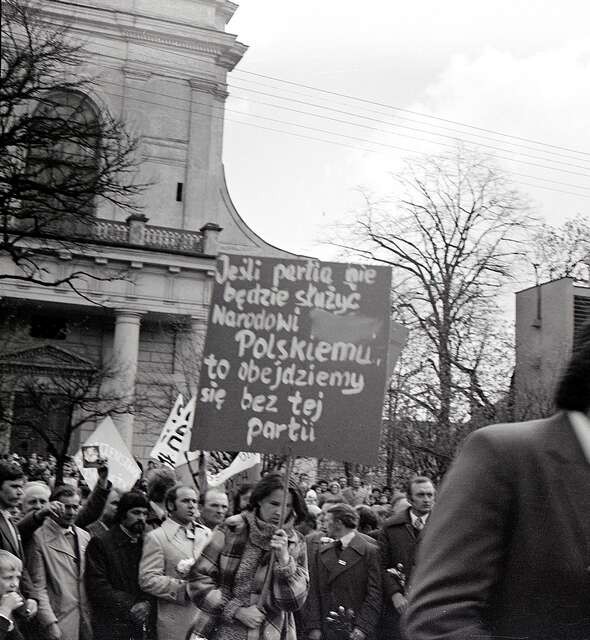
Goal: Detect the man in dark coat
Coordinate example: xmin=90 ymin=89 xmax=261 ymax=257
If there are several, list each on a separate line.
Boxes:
xmin=84 ymin=491 xmax=155 ymax=640
xmin=403 ymin=321 xmax=590 ymax=640
xmin=0 ymin=462 xmax=38 ymax=637
xmin=305 ymin=503 xmax=381 ymax=640
xmin=377 ymin=476 xmax=435 ymax=639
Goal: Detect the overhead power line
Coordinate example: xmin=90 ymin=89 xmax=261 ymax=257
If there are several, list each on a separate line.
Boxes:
xmin=99 ymin=79 xmax=590 ymax=183
xmin=227 ymin=85 xmax=590 ymax=171
xmin=82 ymin=36 xmax=590 ymax=162
xmin=233 ymin=69 xmax=590 ymax=158
xmin=97 ymin=82 xmax=590 ymax=197
xmin=229 ymin=76 xmax=588 ymax=164
xmin=222 ymin=116 xmax=590 ymax=200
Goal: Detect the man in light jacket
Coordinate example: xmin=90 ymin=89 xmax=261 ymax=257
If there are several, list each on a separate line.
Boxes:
xmin=139 ymin=484 xmax=210 ymax=640
xmin=27 ymin=485 xmax=91 ymax=640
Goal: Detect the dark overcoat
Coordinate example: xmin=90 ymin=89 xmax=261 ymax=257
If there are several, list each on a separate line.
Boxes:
xmin=304 ymin=532 xmax=382 ymax=638
xmin=377 ymin=508 xmax=422 ymax=639
xmin=403 ymin=412 xmax=590 ymax=640
xmin=84 ymin=525 xmax=154 ymax=640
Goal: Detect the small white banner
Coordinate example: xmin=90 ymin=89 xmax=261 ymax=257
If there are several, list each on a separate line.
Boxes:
xmin=74 ymin=416 xmax=141 ymax=491
xmin=207 ymin=451 xmax=261 ymax=486
xmin=175 ymin=451 xmax=260 ymax=488
xmin=149 ymin=394 xmax=195 ymax=469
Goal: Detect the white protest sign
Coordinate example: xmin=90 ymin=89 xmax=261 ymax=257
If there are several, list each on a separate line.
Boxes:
xmin=74 ymin=416 xmax=141 ymax=491
xmin=149 ymin=395 xmax=195 ymax=468
xmin=207 ymin=451 xmax=261 ymax=486
xmin=175 ymin=450 xmax=260 ymax=488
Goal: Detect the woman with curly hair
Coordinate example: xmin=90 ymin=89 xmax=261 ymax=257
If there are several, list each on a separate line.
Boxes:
xmin=188 ymin=472 xmax=309 ymax=640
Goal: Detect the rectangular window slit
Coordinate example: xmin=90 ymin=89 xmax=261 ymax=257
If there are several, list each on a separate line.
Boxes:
xmin=176 ymin=182 xmax=183 ymax=202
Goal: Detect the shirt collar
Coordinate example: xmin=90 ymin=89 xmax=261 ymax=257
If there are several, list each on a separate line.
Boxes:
xmin=569 ymin=411 xmax=590 ymax=463
xmin=167 ymin=518 xmax=196 ymax=538
xmin=410 ymin=510 xmax=428 ymax=528
xmin=338 ymin=530 xmax=357 ymax=548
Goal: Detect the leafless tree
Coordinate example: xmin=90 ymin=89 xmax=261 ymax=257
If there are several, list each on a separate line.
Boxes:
xmin=0 ymin=360 xmax=133 ymax=485
xmin=530 ymin=214 xmax=590 ymax=283
xmin=332 ymin=147 xmax=533 ymax=480
xmin=1 ymin=0 xmax=143 ymax=290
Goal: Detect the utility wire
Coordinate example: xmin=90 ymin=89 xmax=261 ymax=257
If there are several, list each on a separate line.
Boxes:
xmin=99 ymin=79 xmax=590 ymax=184
xmin=222 ymin=117 xmax=590 ymax=199
xmin=233 ymin=69 xmax=590 ymax=157
xmin=77 ymin=32 xmax=590 ymax=165
xmin=228 ymin=75 xmax=585 ymax=163
xmin=96 ymin=83 xmax=588 ymax=198
xmin=227 ymin=86 xmax=590 ymax=171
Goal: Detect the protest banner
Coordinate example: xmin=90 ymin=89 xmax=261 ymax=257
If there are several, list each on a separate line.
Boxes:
xmin=174 ymin=450 xmax=260 ymax=488
xmin=74 ymin=416 xmax=141 ymax=491
xmin=192 ymin=254 xmax=404 ymax=465
xmin=149 ymin=394 xmax=195 ymax=468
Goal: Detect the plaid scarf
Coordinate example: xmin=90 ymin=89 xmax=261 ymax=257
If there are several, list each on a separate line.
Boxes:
xmin=187 ymin=512 xmax=309 ymax=640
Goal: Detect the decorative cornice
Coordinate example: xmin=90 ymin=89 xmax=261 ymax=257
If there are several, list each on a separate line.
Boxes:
xmin=216 ymin=42 xmax=248 ymax=71
xmin=122 ymin=28 xmax=221 ymax=56
xmin=189 ymin=77 xmax=229 ymax=99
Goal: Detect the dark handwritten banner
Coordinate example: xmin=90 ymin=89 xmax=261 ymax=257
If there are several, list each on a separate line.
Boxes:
xmin=191 ymin=254 xmax=395 ymax=464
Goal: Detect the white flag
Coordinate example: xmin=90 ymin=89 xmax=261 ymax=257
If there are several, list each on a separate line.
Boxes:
xmin=175 ymin=451 xmax=261 ymax=488
xmin=149 ymin=395 xmax=195 ymax=468
xmin=74 ymin=417 xmax=141 ymax=491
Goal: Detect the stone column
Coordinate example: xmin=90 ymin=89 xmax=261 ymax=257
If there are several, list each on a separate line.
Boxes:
xmin=109 ymin=310 xmax=143 ymax=449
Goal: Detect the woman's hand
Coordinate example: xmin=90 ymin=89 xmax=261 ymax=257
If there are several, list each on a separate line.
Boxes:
xmin=270 ymin=529 xmax=290 ymax=567
xmin=235 ymin=605 xmax=265 ymax=628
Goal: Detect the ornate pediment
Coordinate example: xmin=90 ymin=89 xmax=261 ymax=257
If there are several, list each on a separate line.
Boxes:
xmin=0 ymin=345 xmax=97 ymax=373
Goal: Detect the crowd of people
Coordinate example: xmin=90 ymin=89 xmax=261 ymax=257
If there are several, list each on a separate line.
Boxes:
xmin=0 ymin=323 xmax=588 ymax=640
xmin=0 ymin=447 xmax=433 ymax=640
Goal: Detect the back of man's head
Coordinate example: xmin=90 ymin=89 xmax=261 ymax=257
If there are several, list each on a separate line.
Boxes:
xmin=146 ymin=467 xmax=177 ymax=504
xmin=0 ymin=461 xmax=23 ymax=487
xmin=555 ymin=320 xmax=590 ymax=413
xmin=327 ymin=503 xmax=359 ymax=530
xmin=355 ymin=505 xmax=378 ymax=532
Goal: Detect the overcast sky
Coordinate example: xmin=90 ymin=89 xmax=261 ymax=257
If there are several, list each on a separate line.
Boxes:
xmin=221 ymin=1 xmax=590 ymax=275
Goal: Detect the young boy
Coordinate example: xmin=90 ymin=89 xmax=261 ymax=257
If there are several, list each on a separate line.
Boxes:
xmin=0 ymin=551 xmax=24 ymax=640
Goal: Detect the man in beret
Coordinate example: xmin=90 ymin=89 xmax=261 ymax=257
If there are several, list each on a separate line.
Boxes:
xmin=84 ymin=491 xmax=155 ymax=640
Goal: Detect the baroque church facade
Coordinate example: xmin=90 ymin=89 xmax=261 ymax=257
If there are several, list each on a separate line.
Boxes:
xmin=0 ymin=0 xmax=294 ymax=460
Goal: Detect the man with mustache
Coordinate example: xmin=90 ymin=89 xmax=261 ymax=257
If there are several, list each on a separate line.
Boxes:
xmin=139 ymin=485 xmax=210 ymax=640
xmin=84 ymin=491 xmax=154 ymax=640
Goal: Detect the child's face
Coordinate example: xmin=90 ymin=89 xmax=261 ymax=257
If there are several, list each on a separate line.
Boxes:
xmin=0 ymin=567 xmax=20 ymax=596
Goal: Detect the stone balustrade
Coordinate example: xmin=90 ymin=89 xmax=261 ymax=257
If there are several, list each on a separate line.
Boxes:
xmin=94 ymin=216 xmax=204 ymax=254
xmin=7 ymin=215 xmax=219 ymax=256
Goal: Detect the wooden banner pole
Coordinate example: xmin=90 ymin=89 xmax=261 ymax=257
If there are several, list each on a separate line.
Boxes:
xmin=184 ymin=451 xmax=202 ymax=493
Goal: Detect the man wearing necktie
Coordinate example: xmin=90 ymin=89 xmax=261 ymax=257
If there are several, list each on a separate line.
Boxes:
xmin=27 ymin=484 xmax=91 ymax=640
xmin=305 ymin=503 xmax=382 ymax=640
xmin=376 ymin=476 xmax=435 ymax=640
xmin=139 ymin=485 xmax=211 ymax=640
